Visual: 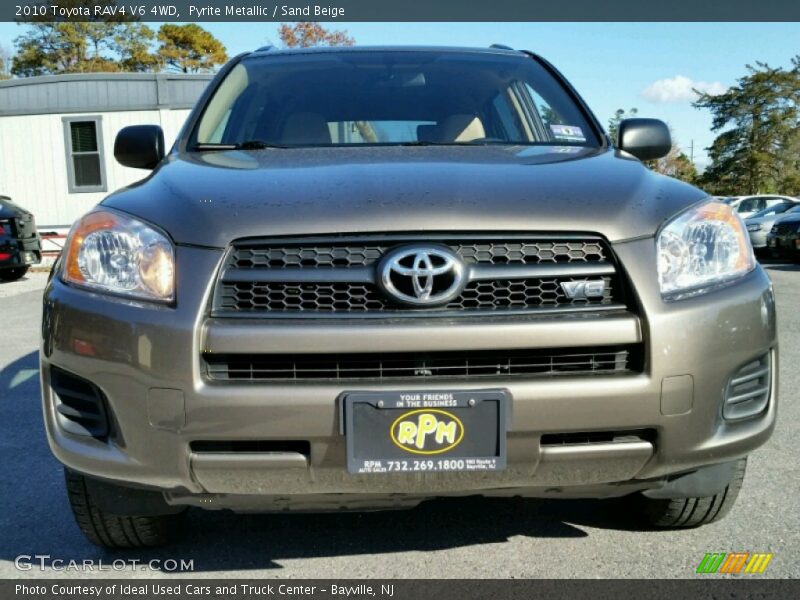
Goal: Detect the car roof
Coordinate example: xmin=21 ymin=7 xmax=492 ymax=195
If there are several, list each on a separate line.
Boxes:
xmin=247 ymin=45 xmax=526 ymax=58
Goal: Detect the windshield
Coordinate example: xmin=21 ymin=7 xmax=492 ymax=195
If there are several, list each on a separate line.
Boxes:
xmin=191 ymin=50 xmax=601 ymax=149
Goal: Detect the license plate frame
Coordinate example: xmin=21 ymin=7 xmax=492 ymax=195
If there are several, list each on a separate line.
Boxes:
xmin=340 ymin=390 xmax=511 ymax=474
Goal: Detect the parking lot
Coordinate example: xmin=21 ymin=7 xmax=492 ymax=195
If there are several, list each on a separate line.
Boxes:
xmin=1 ymin=262 xmax=797 ymax=579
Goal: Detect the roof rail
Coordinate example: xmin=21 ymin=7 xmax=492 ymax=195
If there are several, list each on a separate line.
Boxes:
xmin=490 ymin=44 xmax=515 ymax=51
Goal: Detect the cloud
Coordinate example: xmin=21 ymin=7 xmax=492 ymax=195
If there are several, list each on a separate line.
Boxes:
xmin=641 ymin=76 xmax=727 ymax=103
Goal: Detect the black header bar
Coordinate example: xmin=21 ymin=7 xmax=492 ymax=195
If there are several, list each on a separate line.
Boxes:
xmin=4 ymin=0 xmax=800 ymax=22
xmin=5 ymin=579 xmax=800 ymax=599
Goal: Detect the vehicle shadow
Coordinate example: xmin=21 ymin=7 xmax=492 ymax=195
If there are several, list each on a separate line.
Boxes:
xmin=0 ymin=274 xmax=32 ymax=285
xmin=758 ymin=257 xmax=800 ymax=272
xmin=762 ymin=263 xmax=800 ymax=272
xmin=0 ymin=350 xmax=647 ymax=574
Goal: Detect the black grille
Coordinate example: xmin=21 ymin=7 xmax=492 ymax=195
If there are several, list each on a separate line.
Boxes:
xmin=219 ymin=277 xmax=613 ymax=313
xmin=50 ymin=367 xmax=109 ymax=439
xmin=220 ymin=282 xmax=386 ymax=312
xmin=453 ymin=277 xmax=612 ymax=309
xmin=540 ymin=429 xmax=656 ymax=445
xmin=231 ymin=240 xmax=607 ymax=269
xmin=204 ymin=346 xmax=637 ymax=382
xmin=454 ymin=241 xmax=606 ymax=264
xmin=772 ymin=222 xmax=798 ymax=235
xmin=214 ymin=235 xmax=625 ymax=317
xmin=233 ymin=245 xmax=387 ymax=268
xmin=190 ymin=440 xmax=310 ymax=454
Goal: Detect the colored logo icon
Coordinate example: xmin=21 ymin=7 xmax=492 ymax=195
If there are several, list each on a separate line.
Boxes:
xmin=696 ymin=552 xmax=773 ymax=574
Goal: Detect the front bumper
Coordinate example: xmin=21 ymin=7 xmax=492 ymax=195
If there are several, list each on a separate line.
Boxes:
xmin=767 ymin=232 xmax=800 ymax=258
xmin=40 ymin=238 xmax=778 ymax=509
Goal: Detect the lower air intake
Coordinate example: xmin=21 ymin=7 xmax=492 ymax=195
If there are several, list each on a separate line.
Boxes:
xmin=204 ymin=346 xmax=638 ymax=382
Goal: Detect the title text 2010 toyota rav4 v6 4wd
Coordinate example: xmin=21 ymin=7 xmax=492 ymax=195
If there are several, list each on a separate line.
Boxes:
xmin=41 ymin=46 xmax=777 ymax=548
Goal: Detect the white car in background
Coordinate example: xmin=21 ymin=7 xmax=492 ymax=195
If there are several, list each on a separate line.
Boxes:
xmin=726 ymin=195 xmax=797 ymax=219
xmin=745 ymin=201 xmax=800 ymax=251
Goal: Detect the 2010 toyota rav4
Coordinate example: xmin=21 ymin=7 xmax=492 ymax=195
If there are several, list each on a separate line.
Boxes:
xmin=41 ymin=46 xmax=778 ymax=548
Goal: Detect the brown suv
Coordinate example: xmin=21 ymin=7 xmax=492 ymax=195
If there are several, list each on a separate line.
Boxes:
xmin=41 ymin=46 xmax=777 ymax=547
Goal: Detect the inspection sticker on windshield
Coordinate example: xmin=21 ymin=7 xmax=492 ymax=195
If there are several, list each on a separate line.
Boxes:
xmin=341 ymin=390 xmax=510 ymax=474
xmin=550 ymin=124 xmax=586 ymax=142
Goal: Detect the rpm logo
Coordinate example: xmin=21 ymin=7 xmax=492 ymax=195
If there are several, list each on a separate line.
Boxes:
xmin=390 ymin=409 xmax=464 ymax=455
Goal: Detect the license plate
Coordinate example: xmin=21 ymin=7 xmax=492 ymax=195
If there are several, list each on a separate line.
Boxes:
xmin=341 ymin=390 xmax=510 ymax=474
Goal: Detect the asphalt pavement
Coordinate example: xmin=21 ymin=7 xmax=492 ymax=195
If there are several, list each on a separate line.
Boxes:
xmin=1 ymin=264 xmax=797 ymax=579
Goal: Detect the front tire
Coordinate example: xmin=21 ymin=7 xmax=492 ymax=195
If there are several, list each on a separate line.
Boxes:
xmin=637 ymin=458 xmax=747 ymax=528
xmin=0 ymin=266 xmax=29 ymax=281
xmin=64 ymin=469 xmax=184 ymax=548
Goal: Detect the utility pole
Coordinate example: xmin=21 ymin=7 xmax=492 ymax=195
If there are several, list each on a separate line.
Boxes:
xmin=690 ymin=139 xmax=694 ymax=164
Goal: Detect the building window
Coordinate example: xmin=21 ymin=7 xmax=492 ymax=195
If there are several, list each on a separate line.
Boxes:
xmin=63 ymin=116 xmax=107 ymax=193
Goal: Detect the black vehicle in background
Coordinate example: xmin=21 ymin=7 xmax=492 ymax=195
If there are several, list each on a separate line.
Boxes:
xmin=767 ymin=211 xmax=800 ymax=262
xmin=0 ymin=195 xmax=41 ymax=281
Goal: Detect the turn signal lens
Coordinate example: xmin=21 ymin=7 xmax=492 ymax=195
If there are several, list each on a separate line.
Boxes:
xmin=62 ymin=210 xmax=175 ymax=303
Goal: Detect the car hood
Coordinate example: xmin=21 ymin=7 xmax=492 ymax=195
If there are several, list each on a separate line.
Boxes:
xmin=103 ymin=145 xmax=707 ymax=247
xmin=775 ymin=213 xmax=800 ymax=225
xmin=748 ymin=213 xmax=789 ymax=226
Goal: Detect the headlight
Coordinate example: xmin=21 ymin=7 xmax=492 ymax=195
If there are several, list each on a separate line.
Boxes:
xmin=746 ymin=223 xmax=762 ymax=232
xmin=657 ymin=200 xmax=755 ymax=299
xmin=62 ymin=209 xmax=175 ymax=303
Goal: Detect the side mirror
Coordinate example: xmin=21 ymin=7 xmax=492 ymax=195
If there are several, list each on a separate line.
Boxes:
xmin=617 ymin=118 xmax=671 ymax=161
xmin=114 ymin=125 xmax=165 ymax=169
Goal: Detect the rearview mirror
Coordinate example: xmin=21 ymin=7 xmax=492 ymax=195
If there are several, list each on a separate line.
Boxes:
xmin=616 ymin=118 xmax=671 ymax=161
xmin=114 ymin=125 xmax=165 ymax=170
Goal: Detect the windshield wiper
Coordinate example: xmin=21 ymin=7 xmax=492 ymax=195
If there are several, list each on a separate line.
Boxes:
xmin=399 ymin=140 xmax=516 ymax=147
xmin=194 ymin=140 xmax=288 ymax=151
xmin=398 ymin=140 xmax=453 ymax=146
xmin=237 ymin=140 xmax=289 ymax=150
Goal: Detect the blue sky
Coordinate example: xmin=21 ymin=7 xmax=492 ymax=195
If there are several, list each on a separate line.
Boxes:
xmin=2 ymin=21 xmax=799 ymax=167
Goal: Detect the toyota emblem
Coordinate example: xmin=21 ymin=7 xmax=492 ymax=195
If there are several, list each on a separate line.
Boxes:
xmin=377 ymin=245 xmax=466 ymax=306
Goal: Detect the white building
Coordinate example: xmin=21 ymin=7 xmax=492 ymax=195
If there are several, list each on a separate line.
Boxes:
xmin=0 ymin=73 xmax=213 ymax=234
